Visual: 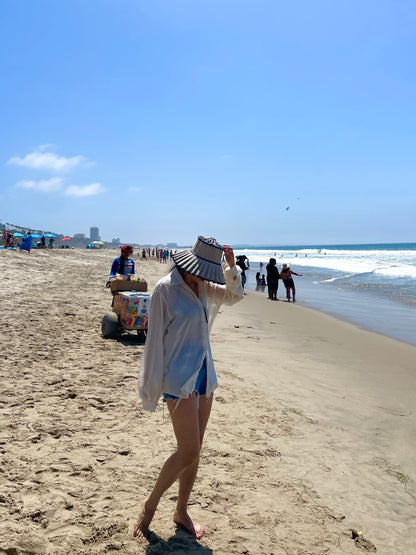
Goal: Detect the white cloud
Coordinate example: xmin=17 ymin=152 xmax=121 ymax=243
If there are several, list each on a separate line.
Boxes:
xmin=37 ymin=143 xmax=56 ymax=151
xmin=128 ymin=186 xmax=141 ymax=192
xmin=7 ymin=148 xmax=88 ymax=172
xmin=64 ymin=183 xmax=104 ymax=197
xmin=16 ymin=177 xmax=63 ymax=192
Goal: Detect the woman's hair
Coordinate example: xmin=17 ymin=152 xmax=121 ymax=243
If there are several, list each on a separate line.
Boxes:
xmin=119 ymin=256 xmax=125 ymax=275
xmin=176 ymin=266 xmax=187 ymax=281
xmin=172 ymin=262 xmax=197 ymax=283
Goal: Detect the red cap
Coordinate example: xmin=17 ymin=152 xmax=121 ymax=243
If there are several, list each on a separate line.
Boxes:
xmin=121 ymin=245 xmax=133 ymax=255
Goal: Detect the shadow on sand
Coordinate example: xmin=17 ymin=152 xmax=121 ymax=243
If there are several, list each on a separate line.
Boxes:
xmin=101 ymin=330 xmax=146 ymax=346
xmin=116 ymin=331 xmax=146 ymax=346
xmin=145 ymin=527 xmax=213 ymax=555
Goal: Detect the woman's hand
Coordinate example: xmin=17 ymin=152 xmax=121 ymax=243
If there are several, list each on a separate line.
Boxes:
xmin=223 ymin=245 xmax=235 ymax=268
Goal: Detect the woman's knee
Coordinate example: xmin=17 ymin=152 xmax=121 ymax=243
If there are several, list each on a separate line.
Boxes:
xmin=177 ymin=446 xmax=200 ymax=468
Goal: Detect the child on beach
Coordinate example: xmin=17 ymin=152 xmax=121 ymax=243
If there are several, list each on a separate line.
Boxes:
xmin=135 ymin=236 xmax=244 ymax=541
xmin=256 ymin=272 xmax=266 ymax=286
xmin=280 ymin=263 xmax=302 ymax=302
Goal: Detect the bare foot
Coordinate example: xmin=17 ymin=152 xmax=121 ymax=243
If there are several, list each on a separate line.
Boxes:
xmin=174 ymin=510 xmax=205 ymax=539
xmin=133 ymin=498 xmax=155 ymax=540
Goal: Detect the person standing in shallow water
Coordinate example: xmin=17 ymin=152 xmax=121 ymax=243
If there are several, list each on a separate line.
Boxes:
xmin=266 ymin=257 xmax=280 ymax=300
xmin=134 ymin=236 xmax=244 ymax=541
xmin=280 ymin=263 xmax=302 ymax=302
xmin=235 ymin=255 xmax=249 ymax=291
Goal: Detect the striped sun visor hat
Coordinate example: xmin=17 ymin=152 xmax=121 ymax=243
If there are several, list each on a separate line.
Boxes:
xmin=172 ymin=236 xmax=225 ymax=284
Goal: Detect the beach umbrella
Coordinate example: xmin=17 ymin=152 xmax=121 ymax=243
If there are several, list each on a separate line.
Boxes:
xmin=13 ymin=232 xmax=24 ymax=237
xmin=91 ymin=240 xmax=101 ymax=244
xmin=31 ymin=233 xmax=42 ymax=238
xmin=61 ymin=237 xmax=72 ymax=241
xmin=44 ymin=233 xmax=57 ymax=238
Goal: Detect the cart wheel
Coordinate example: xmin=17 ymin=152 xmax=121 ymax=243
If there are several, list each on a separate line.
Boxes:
xmin=101 ymin=312 xmax=120 ymax=338
xmin=136 ymin=330 xmax=147 ymax=342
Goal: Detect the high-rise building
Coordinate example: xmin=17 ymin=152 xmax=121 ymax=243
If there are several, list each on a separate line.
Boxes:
xmin=90 ymin=227 xmax=100 ymax=241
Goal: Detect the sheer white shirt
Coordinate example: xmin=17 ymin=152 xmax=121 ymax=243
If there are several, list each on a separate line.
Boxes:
xmin=138 ymin=264 xmax=243 ymax=411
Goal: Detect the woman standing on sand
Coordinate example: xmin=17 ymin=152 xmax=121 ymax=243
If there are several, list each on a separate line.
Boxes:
xmin=135 ymin=236 xmax=244 ymax=541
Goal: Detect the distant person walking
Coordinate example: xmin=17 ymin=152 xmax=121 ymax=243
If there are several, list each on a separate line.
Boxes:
xmin=266 ymin=258 xmax=279 ymax=300
xmin=280 ymin=263 xmax=302 ymax=302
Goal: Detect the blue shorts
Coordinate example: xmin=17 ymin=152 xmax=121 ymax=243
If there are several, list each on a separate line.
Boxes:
xmin=163 ymin=359 xmax=207 ymax=401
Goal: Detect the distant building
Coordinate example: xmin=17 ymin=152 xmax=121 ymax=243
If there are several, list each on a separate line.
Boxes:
xmin=74 ymin=233 xmax=86 ymax=239
xmin=112 ymin=238 xmax=120 ymax=245
xmin=90 ymin=227 xmax=100 ymax=241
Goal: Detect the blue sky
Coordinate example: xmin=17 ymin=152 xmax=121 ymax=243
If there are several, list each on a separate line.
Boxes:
xmin=1 ymin=0 xmax=415 ymax=246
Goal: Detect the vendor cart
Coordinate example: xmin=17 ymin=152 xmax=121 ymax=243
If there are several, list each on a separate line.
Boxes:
xmin=101 ymin=278 xmax=151 ymax=340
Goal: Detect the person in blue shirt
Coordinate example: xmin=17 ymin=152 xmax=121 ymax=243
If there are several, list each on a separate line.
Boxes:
xmin=19 ymin=232 xmax=33 ymax=253
xmin=110 ymin=245 xmax=135 ymax=277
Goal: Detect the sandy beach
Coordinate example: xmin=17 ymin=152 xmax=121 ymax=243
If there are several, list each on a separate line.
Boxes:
xmin=1 ymin=249 xmax=415 ymax=554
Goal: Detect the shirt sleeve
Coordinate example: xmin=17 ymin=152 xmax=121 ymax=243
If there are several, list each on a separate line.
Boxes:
xmin=206 ymin=263 xmax=244 ymax=308
xmin=110 ymin=258 xmax=120 ymax=276
xmin=138 ymin=283 xmax=168 ymax=412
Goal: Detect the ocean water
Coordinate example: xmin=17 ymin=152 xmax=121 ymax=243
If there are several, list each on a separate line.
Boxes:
xmin=234 ymin=243 xmax=416 ymax=346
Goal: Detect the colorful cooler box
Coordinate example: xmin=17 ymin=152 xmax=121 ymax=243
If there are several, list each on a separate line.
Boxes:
xmin=112 ymin=291 xmax=152 ymax=330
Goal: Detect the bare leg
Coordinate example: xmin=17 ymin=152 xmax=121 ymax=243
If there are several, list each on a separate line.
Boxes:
xmin=133 ymin=394 xmax=203 ymax=540
xmin=292 ymin=286 xmax=296 ymax=302
xmin=174 ymin=394 xmax=213 ymax=539
xmin=286 ymin=286 xmax=291 ymax=301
